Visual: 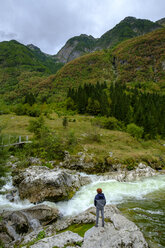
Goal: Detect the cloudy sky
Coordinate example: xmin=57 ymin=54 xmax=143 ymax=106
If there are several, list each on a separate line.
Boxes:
xmin=0 ymin=0 xmax=164 ymax=54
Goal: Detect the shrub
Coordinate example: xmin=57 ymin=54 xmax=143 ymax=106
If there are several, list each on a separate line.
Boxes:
xmin=66 ymin=130 xmax=77 ymax=147
xmin=0 ymin=129 xmax=10 ymax=188
xmin=92 ymin=116 xmax=123 ymax=131
xmin=28 ymin=116 xmax=48 ymax=139
xmin=126 ymin=123 xmax=144 ymax=139
xmin=62 ymin=116 xmax=68 ymax=128
xmin=86 ymin=128 xmax=101 ymax=143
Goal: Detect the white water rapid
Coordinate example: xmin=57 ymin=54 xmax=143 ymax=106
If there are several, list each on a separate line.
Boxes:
xmin=0 ymin=176 xmax=34 ymax=213
xmin=55 ymin=174 xmax=165 ymax=216
xmin=0 ymin=174 xmax=165 ymax=216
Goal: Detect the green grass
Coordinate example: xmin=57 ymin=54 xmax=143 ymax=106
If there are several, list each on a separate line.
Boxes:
xmin=57 ymin=223 xmax=95 ymax=237
xmin=1 ymin=113 xmax=165 ymax=170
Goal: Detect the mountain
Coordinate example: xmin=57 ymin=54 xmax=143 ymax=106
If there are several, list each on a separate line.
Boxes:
xmin=54 ymin=34 xmax=97 ymax=63
xmin=0 ymin=17 xmax=164 ymax=103
xmin=27 ymin=44 xmax=64 ymax=73
xmin=53 ymin=28 xmax=165 ymax=95
xmin=0 ymin=40 xmax=58 ymax=103
xmin=55 ymin=17 xmax=162 ymax=63
xmin=156 ymin=17 xmax=165 ymax=27
xmin=96 ymin=16 xmax=161 ymax=49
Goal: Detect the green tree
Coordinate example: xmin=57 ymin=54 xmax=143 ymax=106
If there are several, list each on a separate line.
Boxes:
xmin=126 ymin=123 xmax=144 ymax=139
xmin=62 ymin=117 xmax=68 ymax=128
xmin=0 ymin=129 xmax=9 ymax=188
xmin=28 ymin=115 xmax=48 ymax=138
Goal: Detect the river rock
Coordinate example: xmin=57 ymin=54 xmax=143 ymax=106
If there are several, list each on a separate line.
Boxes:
xmin=29 ymin=231 xmax=83 ymax=248
xmin=102 ymin=163 xmax=157 ymax=182
xmin=13 ymin=166 xmax=91 ymax=203
xmin=0 ymin=205 xmax=59 ymax=246
xmin=82 ymin=205 xmax=148 ymax=248
xmin=53 ymin=205 xmax=148 ymax=248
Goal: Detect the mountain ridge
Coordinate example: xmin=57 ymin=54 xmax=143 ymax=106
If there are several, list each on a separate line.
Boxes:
xmin=53 ymin=28 xmax=165 ymax=95
xmin=54 ymin=16 xmax=162 ymax=63
xmin=0 ymin=16 xmax=164 ymax=103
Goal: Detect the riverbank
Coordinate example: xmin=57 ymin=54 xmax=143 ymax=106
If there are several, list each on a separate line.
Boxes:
xmin=0 ymin=162 xmax=165 ymax=247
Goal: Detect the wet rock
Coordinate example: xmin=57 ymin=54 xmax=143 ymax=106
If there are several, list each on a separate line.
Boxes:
xmin=29 ymin=231 xmax=83 ymax=248
xmin=125 ymin=163 xmax=157 ymax=181
xmin=23 ymin=205 xmax=59 ymax=225
xmin=102 ymin=163 xmax=157 ymax=182
xmin=13 ymin=166 xmax=91 ymax=203
xmin=6 ymin=194 xmax=14 ymax=202
xmin=0 ymin=205 xmax=59 ymax=245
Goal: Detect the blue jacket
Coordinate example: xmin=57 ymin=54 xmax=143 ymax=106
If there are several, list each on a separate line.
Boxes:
xmin=94 ymin=193 xmax=106 ymax=209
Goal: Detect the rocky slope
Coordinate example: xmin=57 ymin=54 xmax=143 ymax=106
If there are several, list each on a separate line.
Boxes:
xmin=54 ymin=34 xmax=96 ymax=63
xmin=55 ymin=16 xmax=162 ymax=63
xmin=0 ymin=205 xmax=149 ymax=248
xmin=156 ymin=17 xmax=165 ymax=27
xmin=53 ymin=28 xmax=165 ymax=94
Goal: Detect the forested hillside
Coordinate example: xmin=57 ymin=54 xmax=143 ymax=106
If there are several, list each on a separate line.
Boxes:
xmin=0 ymin=40 xmax=62 ymax=103
xmin=55 ymin=16 xmax=162 ymax=63
xmin=53 ymin=28 xmax=165 ymax=94
xmin=67 ymin=82 xmax=165 ymax=138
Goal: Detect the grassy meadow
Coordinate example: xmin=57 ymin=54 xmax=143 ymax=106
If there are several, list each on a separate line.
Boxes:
xmin=1 ymin=113 xmax=165 ymax=170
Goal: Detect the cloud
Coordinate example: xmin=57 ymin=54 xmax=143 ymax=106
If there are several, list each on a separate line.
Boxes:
xmin=0 ymin=31 xmax=17 ymax=40
xmin=0 ymin=0 xmax=164 ymax=54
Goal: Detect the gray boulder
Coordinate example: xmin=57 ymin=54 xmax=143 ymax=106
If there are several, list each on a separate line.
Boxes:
xmin=102 ymin=163 xmax=157 ymax=182
xmin=53 ymin=205 xmax=148 ymax=248
xmin=0 ymin=205 xmax=59 ymax=246
xmin=13 ymin=166 xmax=91 ymax=203
xmin=29 ymin=231 xmax=83 ymax=248
xmin=82 ymin=205 xmax=148 ymax=248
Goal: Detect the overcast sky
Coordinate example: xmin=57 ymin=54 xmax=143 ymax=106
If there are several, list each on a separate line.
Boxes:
xmin=0 ymin=0 xmax=164 ymax=54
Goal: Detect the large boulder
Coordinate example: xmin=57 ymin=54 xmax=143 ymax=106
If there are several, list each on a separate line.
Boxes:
xmin=13 ymin=166 xmax=91 ymax=203
xmin=102 ymin=163 xmax=157 ymax=182
xmin=29 ymin=231 xmax=83 ymax=248
xmin=0 ymin=205 xmax=59 ymax=246
xmin=28 ymin=205 xmax=148 ymax=248
xmin=82 ymin=205 xmax=148 ymax=248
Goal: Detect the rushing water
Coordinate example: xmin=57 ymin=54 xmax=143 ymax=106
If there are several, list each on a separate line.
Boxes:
xmin=0 ymin=174 xmax=165 ymax=247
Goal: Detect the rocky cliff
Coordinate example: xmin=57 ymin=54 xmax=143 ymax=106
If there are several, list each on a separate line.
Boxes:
xmin=54 ymin=16 xmax=162 ymax=63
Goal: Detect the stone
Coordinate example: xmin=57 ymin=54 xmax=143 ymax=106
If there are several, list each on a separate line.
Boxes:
xmin=102 ymin=163 xmax=157 ymax=182
xmin=21 ymin=227 xmax=44 ymax=245
xmin=13 ymin=166 xmax=91 ymax=203
xmin=29 ymin=231 xmax=83 ymax=248
xmin=82 ymin=206 xmax=148 ymax=248
xmin=1 ymin=205 xmax=59 ymax=244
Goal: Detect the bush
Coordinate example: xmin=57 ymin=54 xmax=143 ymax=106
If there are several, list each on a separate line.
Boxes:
xmin=86 ymin=128 xmax=101 ymax=143
xmin=27 ymin=117 xmax=65 ymax=160
xmin=91 ymin=117 xmax=124 ymax=131
xmin=0 ymin=129 xmax=10 ymax=188
xmin=28 ymin=116 xmax=47 ymax=139
xmin=126 ymin=123 xmax=144 ymax=139
xmin=66 ymin=130 xmax=77 ymax=147
xmin=62 ymin=117 xmax=68 ymax=128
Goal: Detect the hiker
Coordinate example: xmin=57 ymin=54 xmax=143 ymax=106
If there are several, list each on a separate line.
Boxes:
xmin=94 ymin=188 xmax=106 ymax=227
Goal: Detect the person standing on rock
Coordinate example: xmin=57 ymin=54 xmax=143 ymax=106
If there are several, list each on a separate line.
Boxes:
xmin=94 ymin=188 xmax=106 ymax=227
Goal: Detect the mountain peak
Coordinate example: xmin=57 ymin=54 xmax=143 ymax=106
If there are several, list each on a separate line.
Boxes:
xmin=156 ymin=17 xmax=165 ymax=27
xmin=27 ymin=44 xmax=41 ymax=52
xmin=123 ymin=16 xmax=137 ymax=21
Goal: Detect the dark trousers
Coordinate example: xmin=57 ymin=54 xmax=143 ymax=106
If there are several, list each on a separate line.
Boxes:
xmin=96 ymin=207 xmax=104 ymax=226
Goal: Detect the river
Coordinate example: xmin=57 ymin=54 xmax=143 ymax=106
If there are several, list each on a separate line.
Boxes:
xmin=0 ymin=174 xmax=165 ymax=247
